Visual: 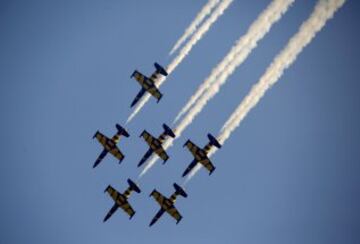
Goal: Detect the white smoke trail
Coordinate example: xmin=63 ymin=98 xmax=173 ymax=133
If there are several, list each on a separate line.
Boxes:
xmin=184 ymin=0 xmax=346 ymax=183
xmin=166 ymin=0 xmax=234 ymax=74
xmin=127 ymin=93 xmax=151 ymax=123
xmin=139 ymin=0 xmax=293 ymax=176
xmin=169 ymin=0 xmax=221 ymax=55
xmin=127 ymin=0 xmax=234 ymax=123
xmin=174 ymin=0 xmax=294 ymax=124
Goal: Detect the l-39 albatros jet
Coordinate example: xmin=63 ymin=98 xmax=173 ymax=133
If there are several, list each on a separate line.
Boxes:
xmin=137 ymin=123 xmax=176 ymax=167
xmin=103 ymin=179 xmax=141 ymax=222
xmin=92 ymin=124 xmax=129 ymax=168
xmin=130 ymin=62 xmax=168 ymax=107
xmin=182 ymin=133 xmax=222 ymax=177
xmin=149 ymin=183 xmax=187 ymax=227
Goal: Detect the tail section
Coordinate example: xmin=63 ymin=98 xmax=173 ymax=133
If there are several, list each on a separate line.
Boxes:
xmin=162 ymin=123 xmax=176 ymax=138
xmin=173 ymin=183 xmax=187 ymax=198
xmin=127 ymin=179 xmax=141 ymax=193
xmin=154 ymin=62 xmax=168 ymax=76
xmin=207 ymin=133 xmax=221 ymax=149
xmin=116 ymin=124 xmax=130 ymax=137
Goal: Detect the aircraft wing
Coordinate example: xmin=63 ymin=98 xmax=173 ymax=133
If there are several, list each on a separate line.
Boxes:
xmin=146 ymin=86 xmax=162 ymax=101
xmin=132 ymin=70 xmax=148 ymax=85
xmin=93 ymin=149 xmax=108 ymax=168
xmin=184 ymin=140 xmax=201 ymax=157
xmin=182 ymin=159 xmax=198 ymax=177
xmin=131 ymin=88 xmax=146 ymax=107
xmin=183 ymin=157 xmax=215 ymax=176
xmin=150 ymin=190 xmax=166 ymax=206
xmin=108 ymin=147 xmax=125 ymax=162
xmin=94 ymin=131 xmax=110 ymax=148
xmin=166 ymin=206 xmax=182 ymax=224
xmin=105 ymin=185 xmax=121 ymax=202
xmin=103 ymin=203 xmax=119 ymax=222
xmin=154 ymin=147 xmax=169 ymax=163
xmin=149 ymin=208 xmax=165 ymax=227
xmin=119 ymin=201 xmax=136 ymax=219
xmin=149 ymin=206 xmax=182 ymax=226
xmin=138 ymin=148 xmax=154 ymax=167
xmin=141 ymin=130 xmax=156 ymax=146
xmin=199 ymin=158 xmax=215 ymax=175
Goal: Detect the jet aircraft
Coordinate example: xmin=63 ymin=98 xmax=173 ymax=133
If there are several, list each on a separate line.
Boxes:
xmin=182 ymin=133 xmax=222 ymax=177
xmin=149 ymin=183 xmax=187 ymax=227
xmin=92 ymin=124 xmax=129 ymax=168
xmin=130 ymin=62 xmax=168 ymax=107
xmin=138 ymin=123 xmax=176 ymax=167
xmin=103 ymin=179 xmax=141 ymax=222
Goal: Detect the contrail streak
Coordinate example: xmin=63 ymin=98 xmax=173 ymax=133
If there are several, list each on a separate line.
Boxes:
xmin=184 ymin=0 xmax=346 ymax=183
xmin=139 ymin=0 xmax=293 ymax=176
xmin=174 ymin=0 xmax=295 ymax=124
xmin=127 ymin=0 xmax=234 ymax=123
xmin=169 ymin=0 xmax=221 ymax=55
xmin=167 ymin=0 xmax=233 ymax=75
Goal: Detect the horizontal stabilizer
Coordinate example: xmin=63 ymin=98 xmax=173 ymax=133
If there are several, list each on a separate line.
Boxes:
xmin=116 ymin=124 xmax=130 ymax=137
xmin=173 ymin=183 xmax=187 ymax=198
xmin=207 ymin=133 xmax=221 ymax=149
xmin=162 ymin=123 xmax=176 ymax=138
xmin=154 ymin=62 xmax=168 ymax=76
xmin=127 ymin=179 xmax=141 ymax=193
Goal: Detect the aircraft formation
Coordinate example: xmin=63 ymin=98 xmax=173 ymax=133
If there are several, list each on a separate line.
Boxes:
xmin=93 ymin=63 xmax=222 ymax=226
xmin=91 ymin=0 xmax=345 ymax=225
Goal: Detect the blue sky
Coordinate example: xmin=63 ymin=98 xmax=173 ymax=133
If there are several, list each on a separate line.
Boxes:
xmin=0 ymin=0 xmax=359 ymax=243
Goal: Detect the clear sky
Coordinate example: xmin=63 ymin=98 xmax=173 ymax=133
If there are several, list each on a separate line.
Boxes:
xmin=0 ymin=0 xmax=359 ymax=243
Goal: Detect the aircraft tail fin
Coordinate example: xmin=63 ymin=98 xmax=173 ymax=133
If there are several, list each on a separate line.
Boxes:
xmin=162 ymin=123 xmax=176 ymax=138
xmin=127 ymin=179 xmax=141 ymax=193
xmin=154 ymin=62 xmax=168 ymax=76
xmin=207 ymin=133 xmax=221 ymax=149
xmin=173 ymin=183 xmax=187 ymax=198
xmin=116 ymin=124 xmax=130 ymax=137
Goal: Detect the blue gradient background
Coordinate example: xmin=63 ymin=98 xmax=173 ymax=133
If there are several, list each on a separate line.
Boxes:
xmin=0 ymin=0 xmax=359 ymax=243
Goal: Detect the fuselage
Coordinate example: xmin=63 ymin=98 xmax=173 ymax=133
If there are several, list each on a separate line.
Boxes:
xmin=150 ymin=138 xmax=162 ymax=150
xmin=143 ymin=77 xmax=155 ymax=89
xmin=161 ymin=193 xmax=177 ymax=211
xmin=195 ymin=149 xmax=207 ymax=161
xmin=104 ymin=139 xmax=116 ymax=150
xmin=114 ymin=188 xmax=132 ymax=206
xmin=103 ymin=134 xmax=121 ymax=151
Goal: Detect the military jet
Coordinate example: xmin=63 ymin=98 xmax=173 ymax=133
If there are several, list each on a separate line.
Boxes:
xmin=103 ymin=179 xmax=141 ymax=222
xmin=137 ymin=123 xmax=176 ymax=167
xmin=92 ymin=124 xmax=129 ymax=168
xmin=182 ymin=133 xmax=222 ymax=177
xmin=130 ymin=62 xmax=168 ymax=107
xmin=149 ymin=183 xmax=187 ymax=227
